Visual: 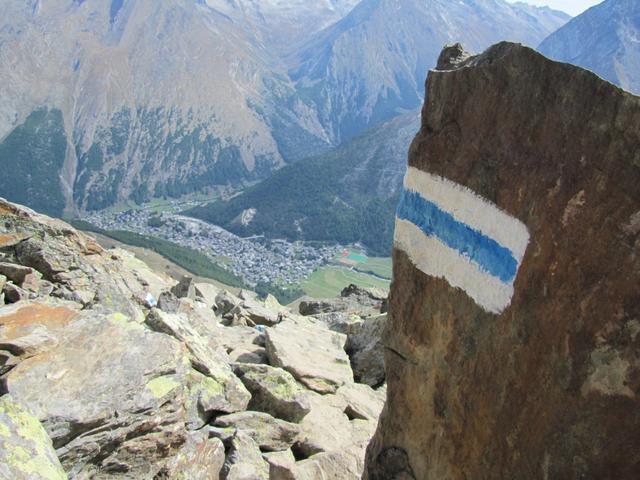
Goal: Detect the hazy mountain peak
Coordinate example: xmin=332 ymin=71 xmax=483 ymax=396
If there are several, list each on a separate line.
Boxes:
xmin=539 ymin=0 xmax=640 ymax=95
xmin=201 ymin=0 xmax=360 ymax=51
xmin=0 ymin=0 xmax=331 ymax=215
xmin=288 ymin=0 xmax=570 ymax=144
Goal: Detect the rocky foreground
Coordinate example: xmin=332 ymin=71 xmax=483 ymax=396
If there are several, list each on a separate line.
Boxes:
xmin=0 ymin=198 xmax=387 ymax=479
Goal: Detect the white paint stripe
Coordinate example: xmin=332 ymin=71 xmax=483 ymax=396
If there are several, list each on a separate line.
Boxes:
xmin=403 ymin=167 xmax=530 ymax=262
xmin=394 ymin=218 xmax=515 ymax=314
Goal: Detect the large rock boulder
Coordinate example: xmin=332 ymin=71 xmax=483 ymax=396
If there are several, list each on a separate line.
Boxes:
xmin=264 ymin=450 xmax=297 ymax=480
xmin=299 ymin=284 xmax=388 ymax=317
xmin=0 ymin=262 xmax=40 ymax=286
xmin=171 ymin=275 xmax=196 ymax=300
xmin=217 ymin=323 xmax=268 ymax=365
xmin=298 ymin=298 xmax=359 ymax=316
xmin=346 ymin=314 xmax=387 ymax=388
xmin=213 ymin=411 xmax=301 ymax=452
xmin=265 ymin=318 xmax=353 ymax=394
xmin=216 ymin=290 xmax=281 ymax=327
xmin=295 ymin=392 xmax=377 ymax=479
xmin=195 ymin=282 xmax=221 ymax=309
xmin=222 ymin=431 xmax=270 ymax=480
xmin=0 ymin=395 xmax=67 ymax=480
xmin=296 ymin=450 xmax=364 ymax=480
xmin=295 ymin=392 xmax=359 ymax=458
xmin=3 ymin=311 xmax=190 ymax=477
xmin=145 ymin=309 xmax=251 ymax=414
xmin=336 ymin=383 xmax=385 ymax=422
xmin=313 ymin=312 xmax=364 ymax=335
xmin=0 ymin=303 xmax=79 ymax=374
xmin=3 ymin=282 xmax=29 ymax=304
xmin=340 ymin=284 xmax=387 ymax=305
xmin=0 ymin=198 xmax=172 ymax=317
xmin=234 ymin=363 xmax=312 ymax=423
xmin=365 ymin=43 xmax=640 ymax=479
xmin=160 ymin=432 xmax=225 ymax=480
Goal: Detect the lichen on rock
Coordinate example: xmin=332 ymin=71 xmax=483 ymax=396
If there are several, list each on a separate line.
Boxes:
xmin=0 ymin=395 xmax=67 ymax=480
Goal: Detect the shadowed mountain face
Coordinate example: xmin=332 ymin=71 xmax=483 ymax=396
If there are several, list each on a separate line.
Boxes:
xmin=0 ymin=0 xmax=567 ymax=217
xmin=539 ymin=0 xmax=640 ymax=95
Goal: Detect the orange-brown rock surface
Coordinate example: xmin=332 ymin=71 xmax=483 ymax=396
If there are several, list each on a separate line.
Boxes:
xmin=365 ymin=42 xmax=640 ymax=479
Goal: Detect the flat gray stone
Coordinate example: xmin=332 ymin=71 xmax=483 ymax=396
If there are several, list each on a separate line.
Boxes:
xmin=265 ymin=319 xmax=353 ymax=394
xmin=234 ymin=363 xmax=311 ymax=423
xmin=4 ymin=312 xmax=190 ymax=476
xmin=222 ymin=431 xmax=269 ymax=480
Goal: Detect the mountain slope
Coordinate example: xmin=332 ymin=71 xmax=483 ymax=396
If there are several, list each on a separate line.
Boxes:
xmin=0 ymin=0 xmax=331 ymax=216
xmin=187 ymin=111 xmax=420 ymax=256
xmin=0 ymin=0 xmax=568 ymax=218
xmin=539 ymin=0 xmax=640 ymax=94
xmin=202 ymin=0 xmax=360 ymax=53
xmin=186 ymin=0 xmax=569 ymax=254
xmin=288 ymin=0 xmax=570 ymax=143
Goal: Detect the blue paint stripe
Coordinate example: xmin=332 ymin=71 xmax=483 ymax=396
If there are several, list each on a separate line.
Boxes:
xmin=396 ymin=189 xmax=518 ymax=283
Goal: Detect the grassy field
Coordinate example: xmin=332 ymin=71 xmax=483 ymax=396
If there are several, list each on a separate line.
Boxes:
xmin=94 ymin=189 xmax=225 ymax=217
xmin=335 ymin=249 xmax=392 ymax=280
xmin=301 ymin=266 xmax=390 ymax=298
xmin=353 ymin=256 xmax=392 ymax=279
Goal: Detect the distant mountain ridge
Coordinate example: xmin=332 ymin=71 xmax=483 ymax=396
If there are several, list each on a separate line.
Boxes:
xmin=202 ymin=0 xmax=361 ymax=53
xmin=539 ymin=0 xmax=640 ymax=95
xmin=288 ymin=0 xmax=570 ymax=143
xmin=0 ymin=0 xmax=335 ymax=216
xmin=0 ymin=0 xmax=569 ymax=217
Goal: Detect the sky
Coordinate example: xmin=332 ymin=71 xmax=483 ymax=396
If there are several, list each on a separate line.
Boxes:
xmin=506 ymin=0 xmax=603 ymax=16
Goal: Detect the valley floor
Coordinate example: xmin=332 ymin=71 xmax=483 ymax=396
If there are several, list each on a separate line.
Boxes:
xmin=81 ymin=204 xmax=390 ymax=300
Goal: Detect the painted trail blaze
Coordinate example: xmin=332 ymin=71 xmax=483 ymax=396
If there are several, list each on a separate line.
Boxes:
xmin=394 ymin=167 xmax=530 ymax=314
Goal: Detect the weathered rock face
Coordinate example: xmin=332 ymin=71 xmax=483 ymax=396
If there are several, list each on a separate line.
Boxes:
xmin=222 ymin=430 xmax=270 ymax=480
xmin=298 ymin=283 xmax=387 ymax=317
xmin=213 ymin=411 xmax=301 ymax=452
xmin=265 ymin=318 xmax=353 ymax=394
xmin=159 ymin=432 xmax=225 ymax=480
xmin=233 ymin=363 xmax=312 ymax=423
xmin=5 ymin=311 xmax=191 ymax=476
xmin=0 ymin=395 xmax=67 ymax=480
xmin=0 ymin=198 xmax=388 ymax=478
xmin=347 ymin=314 xmax=387 ymax=388
xmin=365 ymin=42 xmax=640 ymax=479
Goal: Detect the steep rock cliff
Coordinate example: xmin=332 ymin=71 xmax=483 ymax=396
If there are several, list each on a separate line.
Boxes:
xmin=365 ymin=43 xmax=640 ymax=479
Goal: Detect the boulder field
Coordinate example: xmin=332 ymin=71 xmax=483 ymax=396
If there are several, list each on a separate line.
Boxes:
xmin=0 ymin=198 xmax=387 ymax=479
